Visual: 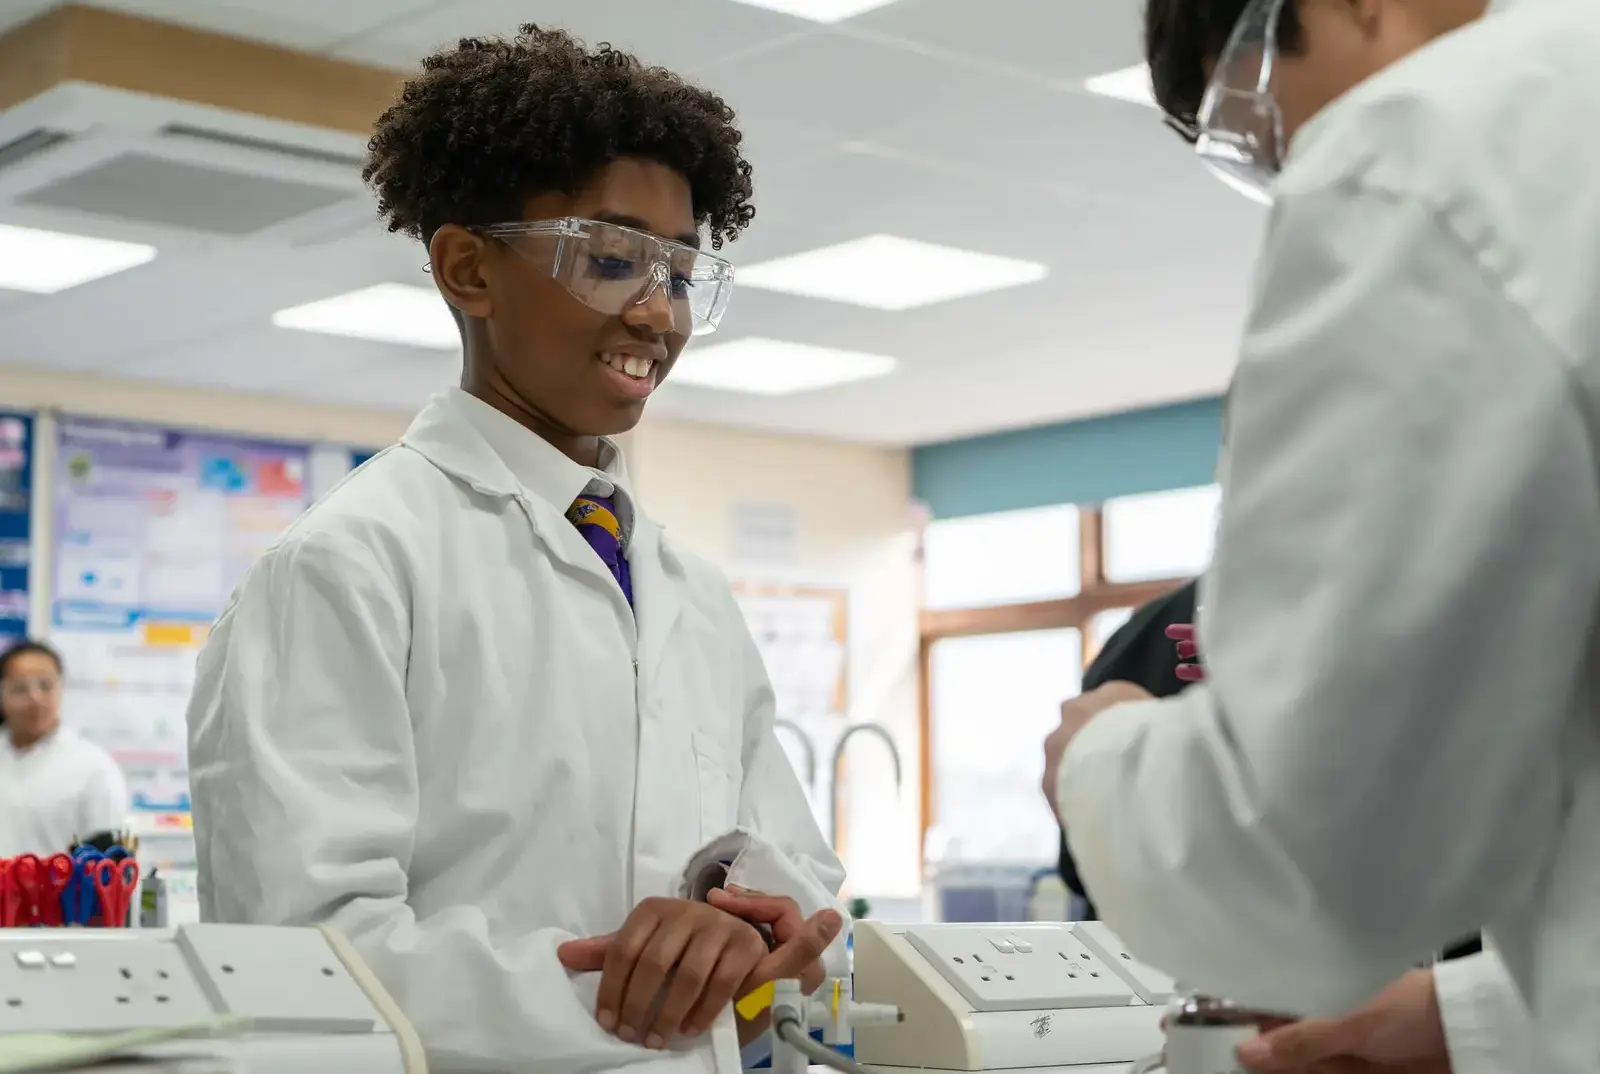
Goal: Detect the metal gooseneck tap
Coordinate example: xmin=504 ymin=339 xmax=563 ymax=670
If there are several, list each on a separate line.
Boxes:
xmin=829 ymin=723 xmax=903 ymax=849
xmin=773 ymin=718 xmax=818 ymax=792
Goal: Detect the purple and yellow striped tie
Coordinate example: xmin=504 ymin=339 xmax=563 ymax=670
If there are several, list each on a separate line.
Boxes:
xmin=567 ymin=494 xmax=633 ymax=608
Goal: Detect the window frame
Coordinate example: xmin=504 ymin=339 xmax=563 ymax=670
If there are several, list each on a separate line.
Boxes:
xmin=916 ymin=505 xmax=1189 ymax=863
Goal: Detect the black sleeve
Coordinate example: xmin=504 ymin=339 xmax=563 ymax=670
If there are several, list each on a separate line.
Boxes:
xmin=1060 ymin=580 xmax=1199 ymax=917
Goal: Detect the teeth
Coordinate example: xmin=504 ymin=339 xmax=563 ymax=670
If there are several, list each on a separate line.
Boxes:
xmin=602 ymin=353 xmax=656 ymax=379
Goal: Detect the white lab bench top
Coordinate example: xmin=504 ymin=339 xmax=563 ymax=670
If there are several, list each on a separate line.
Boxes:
xmin=806 ymin=1067 xmax=1130 ymax=1073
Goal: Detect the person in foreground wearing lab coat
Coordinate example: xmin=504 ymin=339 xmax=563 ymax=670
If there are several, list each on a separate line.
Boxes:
xmin=186 ymin=25 xmax=844 ymax=1074
xmin=0 ymin=639 xmax=128 ymax=858
xmin=1040 ymin=0 xmax=1600 ymax=1072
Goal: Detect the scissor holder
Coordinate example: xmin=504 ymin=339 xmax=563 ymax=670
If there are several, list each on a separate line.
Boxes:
xmin=0 ymin=923 xmax=427 ymax=1074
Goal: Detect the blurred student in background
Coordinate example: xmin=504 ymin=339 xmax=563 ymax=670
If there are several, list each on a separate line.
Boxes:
xmin=0 ymin=639 xmax=128 ymax=856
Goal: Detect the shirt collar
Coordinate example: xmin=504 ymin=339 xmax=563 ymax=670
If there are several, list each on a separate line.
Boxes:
xmin=447 ymin=389 xmax=636 ymax=543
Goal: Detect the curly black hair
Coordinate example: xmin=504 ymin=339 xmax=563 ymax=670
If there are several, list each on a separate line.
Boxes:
xmin=1145 ymin=0 xmax=1303 ymax=139
xmin=363 ymin=24 xmax=755 ymax=249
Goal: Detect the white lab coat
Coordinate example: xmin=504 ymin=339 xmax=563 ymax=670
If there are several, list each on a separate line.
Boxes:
xmin=1056 ymin=1 xmax=1600 ymax=1071
xmin=187 ymin=389 xmax=845 ymax=1074
xmin=0 ymin=726 xmax=128 ymax=857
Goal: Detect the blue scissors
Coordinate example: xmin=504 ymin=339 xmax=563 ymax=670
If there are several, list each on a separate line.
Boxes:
xmin=65 ymin=847 xmax=104 ymax=926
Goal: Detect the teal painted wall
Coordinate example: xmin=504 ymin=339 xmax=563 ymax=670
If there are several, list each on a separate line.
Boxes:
xmin=912 ymin=398 xmax=1224 ymax=519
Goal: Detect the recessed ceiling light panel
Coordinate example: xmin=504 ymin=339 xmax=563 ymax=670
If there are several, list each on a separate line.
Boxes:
xmin=272 ymin=283 xmax=460 ymax=350
xmin=1085 ymin=64 xmax=1157 ymax=108
xmin=738 ymin=235 xmax=1048 ymax=311
xmin=669 ymin=337 xmax=896 ymax=395
xmin=0 ymin=224 xmax=157 ymax=294
xmin=725 ymin=0 xmax=902 ymax=22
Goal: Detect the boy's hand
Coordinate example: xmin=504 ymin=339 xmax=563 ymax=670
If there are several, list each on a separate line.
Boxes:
xmin=557 ymin=896 xmax=841 ymax=1049
xmin=707 ymin=885 xmax=836 ymax=995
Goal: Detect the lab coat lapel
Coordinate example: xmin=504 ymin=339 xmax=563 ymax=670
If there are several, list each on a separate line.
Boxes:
xmin=401 ymin=395 xmax=634 ymax=602
xmin=627 ymin=517 xmax=684 ymax=683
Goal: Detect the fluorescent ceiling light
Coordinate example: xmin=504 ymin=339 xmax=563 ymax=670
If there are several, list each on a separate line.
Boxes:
xmin=739 ymin=235 xmax=1048 ymax=311
xmin=0 ymin=224 xmax=156 ymax=294
xmin=670 ymin=337 xmax=896 ymax=395
xmin=272 ymin=283 xmax=458 ymax=349
xmin=725 ymin=0 xmax=901 ymax=21
xmin=1085 ymin=64 xmax=1156 ymax=108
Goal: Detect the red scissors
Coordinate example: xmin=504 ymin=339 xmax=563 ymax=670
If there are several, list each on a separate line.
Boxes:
xmin=0 ymin=858 xmax=16 ymax=928
xmin=12 ymin=856 xmax=44 ymax=927
xmin=93 ymin=857 xmax=140 ymax=928
xmin=39 ymin=855 xmax=73 ymax=927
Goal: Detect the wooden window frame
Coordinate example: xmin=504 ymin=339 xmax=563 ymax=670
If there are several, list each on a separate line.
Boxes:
xmin=915 ymin=505 xmax=1188 ymax=859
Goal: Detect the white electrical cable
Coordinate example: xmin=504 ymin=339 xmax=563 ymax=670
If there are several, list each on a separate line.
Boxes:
xmin=774 ymin=1016 xmax=876 ymax=1074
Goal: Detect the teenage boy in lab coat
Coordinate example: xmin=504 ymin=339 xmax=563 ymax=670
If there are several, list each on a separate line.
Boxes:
xmin=187 ymin=26 xmax=844 ymax=1074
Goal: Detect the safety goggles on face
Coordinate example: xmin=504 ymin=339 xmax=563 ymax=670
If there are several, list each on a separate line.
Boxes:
xmin=1 ymin=676 xmax=59 ymax=701
xmin=1192 ymin=0 xmax=1288 ymax=204
xmin=475 ymin=217 xmax=735 ymax=337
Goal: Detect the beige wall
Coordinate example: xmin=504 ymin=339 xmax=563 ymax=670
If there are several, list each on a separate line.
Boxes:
xmin=630 ymin=417 xmax=923 ymax=898
xmin=0 ymin=365 xmax=409 ymax=446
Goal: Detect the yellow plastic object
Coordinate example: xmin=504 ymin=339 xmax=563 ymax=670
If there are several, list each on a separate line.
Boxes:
xmin=831 ymin=979 xmax=841 ymax=1020
xmin=735 ymin=981 xmax=776 ymax=1021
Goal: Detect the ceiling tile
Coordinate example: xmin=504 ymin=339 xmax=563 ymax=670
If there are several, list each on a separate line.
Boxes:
xmin=850 ymin=0 xmax=1145 ymax=84
xmin=84 ymin=0 xmax=431 ymax=53
xmin=330 ymin=0 xmax=814 ymax=74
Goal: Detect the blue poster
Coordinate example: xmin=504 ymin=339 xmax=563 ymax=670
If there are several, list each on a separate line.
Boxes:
xmin=50 ymin=416 xmax=313 ymax=812
xmin=352 ymin=449 xmax=378 ymax=469
xmin=0 ymin=412 xmax=33 ymax=649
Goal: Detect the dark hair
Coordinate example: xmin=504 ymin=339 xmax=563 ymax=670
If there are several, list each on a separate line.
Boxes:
xmin=1145 ymin=0 xmax=1304 ymax=138
xmin=0 ymin=639 xmax=61 ymax=681
xmin=362 ymin=24 xmax=755 ymax=250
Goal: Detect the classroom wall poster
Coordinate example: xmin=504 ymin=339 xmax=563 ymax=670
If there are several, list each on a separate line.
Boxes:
xmin=50 ymin=417 xmax=312 ymax=811
xmin=0 ymin=412 xmax=32 ymax=649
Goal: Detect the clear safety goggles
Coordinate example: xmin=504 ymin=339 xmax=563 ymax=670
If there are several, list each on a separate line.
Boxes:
xmin=475 ymin=217 xmax=735 ymax=337
xmin=1187 ymin=0 xmax=1288 ymax=204
xmin=1 ymin=676 xmax=59 ymax=701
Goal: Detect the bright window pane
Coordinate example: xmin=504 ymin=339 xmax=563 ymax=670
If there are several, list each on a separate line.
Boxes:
xmin=1103 ymin=485 xmax=1221 ymax=584
xmin=928 ymin=629 xmax=1081 ymax=863
xmin=922 ymin=505 xmax=1080 ymax=611
xmin=1087 ymin=607 xmax=1134 ymax=664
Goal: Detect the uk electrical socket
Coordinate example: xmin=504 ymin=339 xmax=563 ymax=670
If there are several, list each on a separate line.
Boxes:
xmin=1070 ymin=922 xmax=1176 ymax=1006
xmin=905 ymin=925 xmax=1139 ymax=1012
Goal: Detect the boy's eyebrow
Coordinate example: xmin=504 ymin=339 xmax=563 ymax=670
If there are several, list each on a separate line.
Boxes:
xmin=593 ymin=210 xmax=701 ymax=249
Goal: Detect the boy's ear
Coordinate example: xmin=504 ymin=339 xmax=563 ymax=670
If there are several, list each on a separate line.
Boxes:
xmin=429 ymin=225 xmax=494 ymax=321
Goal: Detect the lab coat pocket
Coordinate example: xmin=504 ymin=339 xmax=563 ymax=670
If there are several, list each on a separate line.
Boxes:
xmin=691 ymin=730 xmax=741 ymax=841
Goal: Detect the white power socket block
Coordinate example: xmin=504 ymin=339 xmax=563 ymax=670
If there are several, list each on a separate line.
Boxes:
xmin=1070 ymin=922 xmax=1176 ymax=1005
xmin=906 ymin=925 xmax=1139 ymax=1013
xmin=0 ymin=925 xmax=382 ymax=1036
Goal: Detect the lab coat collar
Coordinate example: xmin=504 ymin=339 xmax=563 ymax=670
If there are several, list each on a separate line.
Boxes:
xmin=412 ymin=388 xmax=633 ymax=512
xmin=401 ymin=390 xmax=685 ymax=659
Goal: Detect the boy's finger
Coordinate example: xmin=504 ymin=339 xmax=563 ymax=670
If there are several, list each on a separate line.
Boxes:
xmin=1165 ymin=623 xmax=1196 ymax=641
xmin=1234 ymin=1017 xmax=1360 ymax=1072
xmin=596 ymin=913 xmax=661 ymax=1036
xmin=750 ymin=909 xmax=841 ymax=984
xmin=708 ymin=888 xmax=800 ymax=927
xmin=557 ymin=933 xmax=614 ymax=972
xmin=617 ymin=919 xmax=697 ymax=1045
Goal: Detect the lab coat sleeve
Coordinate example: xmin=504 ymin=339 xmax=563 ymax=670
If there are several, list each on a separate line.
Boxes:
xmin=1436 ymin=951 xmax=1547 ymax=1074
xmin=187 ymin=530 xmax=666 ymax=1074
xmin=722 ymin=600 xmax=849 ymax=977
xmin=1056 ymin=179 xmax=1600 ymax=1016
